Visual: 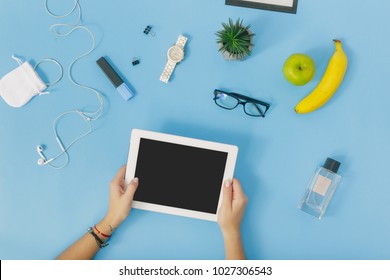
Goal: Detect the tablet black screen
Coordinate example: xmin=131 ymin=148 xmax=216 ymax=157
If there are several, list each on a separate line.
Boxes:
xmin=133 ymin=138 xmax=228 ymax=214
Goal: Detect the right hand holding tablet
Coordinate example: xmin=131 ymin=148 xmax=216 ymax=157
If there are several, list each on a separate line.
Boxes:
xmin=217 ymin=179 xmax=248 ymax=238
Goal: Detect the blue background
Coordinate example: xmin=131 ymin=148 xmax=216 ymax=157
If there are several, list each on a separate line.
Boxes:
xmin=1 ymin=0 xmax=389 ymax=260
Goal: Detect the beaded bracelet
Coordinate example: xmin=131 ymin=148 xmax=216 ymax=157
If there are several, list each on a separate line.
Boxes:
xmin=87 ymin=227 xmax=108 ymax=248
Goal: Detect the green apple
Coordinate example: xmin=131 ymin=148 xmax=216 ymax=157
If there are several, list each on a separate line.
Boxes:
xmin=283 ymin=53 xmax=316 ymax=86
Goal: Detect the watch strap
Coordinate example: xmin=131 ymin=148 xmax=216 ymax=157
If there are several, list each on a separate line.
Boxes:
xmin=159 ymin=60 xmax=176 ymax=83
xmin=176 ymin=35 xmax=188 ymax=48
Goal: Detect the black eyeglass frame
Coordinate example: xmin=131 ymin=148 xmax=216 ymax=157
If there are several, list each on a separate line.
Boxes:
xmin=213 ymin=89 xmax=270 ymax=117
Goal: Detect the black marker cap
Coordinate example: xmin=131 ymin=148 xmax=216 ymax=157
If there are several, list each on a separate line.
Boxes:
xmin=96 ymin=56 xmax=123 ymax=88
xmin=323 ymin=158 xmax=341 ymax=173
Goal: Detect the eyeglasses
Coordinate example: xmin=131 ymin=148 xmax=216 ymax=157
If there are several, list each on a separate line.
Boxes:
xmin=213 ymin=89 xmax=270 ymax=117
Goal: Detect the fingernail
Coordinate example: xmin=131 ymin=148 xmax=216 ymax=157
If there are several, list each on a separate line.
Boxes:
xmin=225 ymin=180 xmax=231 ymax=188
xmin=132 ymin=177 xmax=139 ymax=183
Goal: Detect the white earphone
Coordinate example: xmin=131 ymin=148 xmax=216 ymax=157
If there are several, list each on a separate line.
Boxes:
xmin=36 ymin=145 xmax=54 ymax=166
xmin=37 ymin=146 xmax=47 ymax=165
xmin=36 ymin=110 xmax=92 ymax=169
xmin=36 ymin=136 xmax=67 ymax=167
xmin=37 ymin=0 xmax=104 ymax=170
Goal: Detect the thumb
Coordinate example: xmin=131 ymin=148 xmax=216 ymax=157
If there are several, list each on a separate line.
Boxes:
xmin=222 ymin=179 xmax=233 ymax=209
xmin=124 ymin=177 xmax=139 ymax=200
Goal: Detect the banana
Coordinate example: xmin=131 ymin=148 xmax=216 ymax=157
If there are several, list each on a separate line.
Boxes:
xmin=295 ymin=39 xmax=348 ymax=114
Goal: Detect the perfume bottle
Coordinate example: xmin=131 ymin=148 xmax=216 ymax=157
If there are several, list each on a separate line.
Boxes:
xmin=298 ymin=158 xmax=341 ymax=219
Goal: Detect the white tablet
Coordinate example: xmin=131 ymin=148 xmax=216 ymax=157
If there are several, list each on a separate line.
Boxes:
xmin=125 ymin=129 xmax=238 ymax=221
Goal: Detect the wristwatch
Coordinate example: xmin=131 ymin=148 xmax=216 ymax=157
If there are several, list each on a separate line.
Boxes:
xmin=160 ymin=35 xmax=188 ymax=83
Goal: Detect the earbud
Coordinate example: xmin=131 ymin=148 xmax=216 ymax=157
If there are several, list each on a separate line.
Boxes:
xmin=37 ymin=145 xmax=44 ymax=156
xmin=36 ymin=145 xmax=53 ymax=166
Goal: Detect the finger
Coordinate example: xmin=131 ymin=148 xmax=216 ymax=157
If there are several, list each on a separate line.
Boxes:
xmin=232 ymin=178 xmax=248 ymax=202
xmin=124 ymin=177 xmax=139 ymax=200
xmin=110 ymin=166 xmax=127 ymax=196
xmin=113 ymin=165 xmax=126 ymax=184
xmin=118 ymin=178 xmax=125 ymax=193
xmin=222 ymin=179 xmax=233 ymax=209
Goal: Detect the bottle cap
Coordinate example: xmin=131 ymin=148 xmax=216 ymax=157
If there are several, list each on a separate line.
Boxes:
xmin=323 ymin=158 xmax=341 ymax=173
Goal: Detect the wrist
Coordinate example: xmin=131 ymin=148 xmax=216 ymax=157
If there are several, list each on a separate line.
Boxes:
xmin=222 ymin=230 xmax=245 ymax=260
xmin=95 ymin=217 xmax=118 ymax=240
xmin=221 ymin=228 xmax=242 ymax=241
xmin=103 ymin=212 xmax=124 ymax=229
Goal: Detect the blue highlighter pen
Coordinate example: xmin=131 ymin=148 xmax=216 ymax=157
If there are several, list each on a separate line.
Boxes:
xmin=96 ymin=56 xmax=134 ymax=101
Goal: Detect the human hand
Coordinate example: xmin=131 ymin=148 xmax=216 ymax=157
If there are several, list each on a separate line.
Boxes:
xmin=97 ymin=165 xmax=139 ymax=236
xmin=217 ymin=179 xmax=248 ymax=238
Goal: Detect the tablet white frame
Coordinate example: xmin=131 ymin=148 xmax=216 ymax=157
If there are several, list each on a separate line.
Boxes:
xmin=125 ymin=129 xmax=238 ymax=222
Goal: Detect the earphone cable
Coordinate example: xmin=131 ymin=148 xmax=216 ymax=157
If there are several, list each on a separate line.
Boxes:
xmin=47 ymin=110 xmax=93 ymax=169
xmin=41 ymin=0 xmax=104 ymax=169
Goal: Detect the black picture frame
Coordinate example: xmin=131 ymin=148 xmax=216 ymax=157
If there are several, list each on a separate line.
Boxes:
xmin=226 ymin=0 xmax=298 ymax=14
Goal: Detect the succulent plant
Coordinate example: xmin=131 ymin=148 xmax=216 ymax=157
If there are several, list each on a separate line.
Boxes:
xmin=216 ymin=18 xmax=255 ymax=59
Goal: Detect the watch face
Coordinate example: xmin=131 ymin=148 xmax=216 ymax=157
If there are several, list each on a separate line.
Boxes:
xmin=168 ymin=46 xmax=184 ymax=63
